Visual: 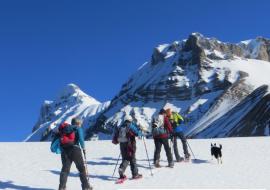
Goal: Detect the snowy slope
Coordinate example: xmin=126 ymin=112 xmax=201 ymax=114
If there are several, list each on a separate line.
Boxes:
xmin=26 ymin=84 xmax=110 ymax=141
xmin=1 ymin=137 xmax=270 ymax=189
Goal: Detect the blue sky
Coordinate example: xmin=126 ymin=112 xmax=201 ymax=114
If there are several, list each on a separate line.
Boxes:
xmin=0 ymin=0 xmax=269 ymax=141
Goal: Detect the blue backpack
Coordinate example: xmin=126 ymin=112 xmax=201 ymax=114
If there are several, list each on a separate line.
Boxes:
xmin=50 ymin=136 xmax=61 ymax=154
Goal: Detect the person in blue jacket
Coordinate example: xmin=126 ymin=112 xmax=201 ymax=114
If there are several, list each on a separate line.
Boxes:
xmin=58 ymin=117 xmax=92 ymax=190
xmin=166 ymin=109 xmax=190 ymax=161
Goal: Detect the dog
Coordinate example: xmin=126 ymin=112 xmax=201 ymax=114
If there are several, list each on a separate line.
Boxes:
xmin=211 ymin=143 xmax=222 ymax=164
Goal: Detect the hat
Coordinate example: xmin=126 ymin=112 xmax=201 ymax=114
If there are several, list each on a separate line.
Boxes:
xmin=166 ymin=108 xmax=172 ymax=116
xmin=71 ymin=117 xmax=82 ymax=125
xmin=124 ymin=115 xmax=132 ymax=122
xmin=159 ymin=108 xmax=166 ymax=114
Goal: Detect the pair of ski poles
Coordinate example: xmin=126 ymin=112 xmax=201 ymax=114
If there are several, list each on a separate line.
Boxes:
xmin=170 ymin=135 xmax=197 ymax=160
xmin=112 ymin=137 xmax=153 ymax=178
xmin=112 ymin=136 xmax=197 ymax=177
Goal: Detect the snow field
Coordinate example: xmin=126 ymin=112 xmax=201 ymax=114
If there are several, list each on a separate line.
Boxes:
xmin=0 ymin=137 xmax=270 ymax=190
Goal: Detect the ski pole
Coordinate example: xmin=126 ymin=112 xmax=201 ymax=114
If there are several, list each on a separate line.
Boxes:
xmin=112 ymin=153 xmax=121 ymax=178
xmin=142 ymin=137 xmax=153 ymax=176
xmin=82 ymin=150 xmax=90 ymax=181
xmin=186 ymin=140 xmax=196 ymax=160
xmin=170 ymin=135 xmax=174 ymax=159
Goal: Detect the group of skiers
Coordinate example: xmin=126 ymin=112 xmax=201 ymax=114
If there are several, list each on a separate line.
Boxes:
xmin=112 ymin=108 xmax=190 ymax=182
xmin=51 ymin=107 xmax=190 ymax=190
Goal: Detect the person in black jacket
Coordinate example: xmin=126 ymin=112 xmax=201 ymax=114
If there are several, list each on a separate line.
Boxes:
xmin=112 ymin=115 xmax=143 ymax=180
xmin=58 ymin=118 xmax=92 ymax=190
xmin=152 ymin=109 xmax=174 ymax=168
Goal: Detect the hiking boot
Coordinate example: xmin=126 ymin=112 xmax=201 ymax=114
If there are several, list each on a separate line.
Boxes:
xmin=83 ymin=187 xmax=93 ymax=190
xmin=132 ymin=174 xmax=142 ymax=179
xmin=185 ymin=153 xmax=191 ymax=160
xmin=154 ymin=160 xmax=161 ymax=168
xmin=119 ymin=175 xmax=127 ymax=180
xmin=176 ymin=157 xmax=184 ymax=162
xmin=82 ymin=184 xmax=93 ymax=190
xmin=168 ymin=162 xmax=174 ymax=168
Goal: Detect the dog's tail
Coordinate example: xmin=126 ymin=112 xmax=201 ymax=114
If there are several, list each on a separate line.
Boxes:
xmin=219 ymin=144 xmax=222 ymax=149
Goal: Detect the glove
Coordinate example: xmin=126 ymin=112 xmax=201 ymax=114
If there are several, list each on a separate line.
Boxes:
xmin=169 ymin=134 xmax=174 ymax=141
xmin=137 ymin=130 xmax=143 ymax=138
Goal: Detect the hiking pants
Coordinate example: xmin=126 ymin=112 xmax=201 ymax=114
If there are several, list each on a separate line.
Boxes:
xmin=59 ymin=145 xmax=90 ymax=189
xmin=118 ymin=142 xmax=138 ymax=177
xmin=173 ymin=131 xmax=189 ymax=160
xmin=153 ymin=138 xmax=173 ymax=164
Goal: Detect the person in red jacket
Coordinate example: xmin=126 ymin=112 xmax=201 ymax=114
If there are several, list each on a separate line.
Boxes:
xmin=152 ymin=108 xmax=174 ymax=168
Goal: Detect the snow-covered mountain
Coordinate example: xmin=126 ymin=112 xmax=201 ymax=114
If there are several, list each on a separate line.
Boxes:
xmin=25 ymin=84 xmax=110 ymax=141
xmin=87 ymin=33 xmax=270 ymax=138
xmin=27 ymin=33 xmax=270 ymax=141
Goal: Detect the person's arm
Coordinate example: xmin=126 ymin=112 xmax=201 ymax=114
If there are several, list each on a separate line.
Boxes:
xmin=112 ymin=127 xmax=119 ymax=144
xmin=177 ymin=113 xmax=184 ymax=124
xmin=77 ymin=127 xmax=86 ymax=149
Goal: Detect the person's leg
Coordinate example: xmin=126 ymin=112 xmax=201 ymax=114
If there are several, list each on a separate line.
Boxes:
xmin=179 ymin=132 xmax=190 ymax=158
xmin=59 ymin=149 xmax=72 ymax=190
xmin=130 ymin=155 xmax=139 ymax=177
xmin=72 ymin=146 xmax=91 ymax=189
xmin=118 ymin=142 xmax=129 ymax=178
xmin=162 ymin=138 xmax=173 ymax=167
xmin=172 ymin=134 xmax=181 ymax=161
xmin=153 ymin=138 xmax=162 ymax=167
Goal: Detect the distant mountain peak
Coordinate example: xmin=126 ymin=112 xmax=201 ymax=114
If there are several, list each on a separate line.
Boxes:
xmin=26 ymin=83 xmax=110 ymax=141
xmin=56 ymin=83 xmax=100 ymax=105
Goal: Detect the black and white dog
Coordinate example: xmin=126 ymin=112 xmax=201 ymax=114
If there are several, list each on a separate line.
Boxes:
xmin=211 ymin=143 xmax=222 ymax=164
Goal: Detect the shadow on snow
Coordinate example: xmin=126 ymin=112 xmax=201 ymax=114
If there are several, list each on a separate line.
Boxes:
xmin=48 ymin=170 xmax=116 ymax=181
xmin=0 ymin=181 xmax=53 ymax=190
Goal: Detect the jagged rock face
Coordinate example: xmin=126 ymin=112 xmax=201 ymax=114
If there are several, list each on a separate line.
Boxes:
xmin=229 ymin=92 xmax=270 ymax=136
xmin=112 ymin=34 xmax=270 ymax=107
xmin=188 ymin=85 xmax=270 ymax=138
xmin=90 ymin=33 xmax=270 ymax=138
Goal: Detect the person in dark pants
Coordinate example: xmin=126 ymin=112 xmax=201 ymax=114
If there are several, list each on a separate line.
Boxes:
xmin=166 ymin=108 xmax=190 ymax=161
xmin=112 ymin=115 xmax=143 ymax=180
xmin=58 ymin=118 xmax=92 ymax=190
xmin=152 ymin=109 xmax=174 ymax=168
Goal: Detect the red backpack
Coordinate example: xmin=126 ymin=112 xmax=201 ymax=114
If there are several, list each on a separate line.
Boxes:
xmin=59 ymin=122 xmax=76 ymax=147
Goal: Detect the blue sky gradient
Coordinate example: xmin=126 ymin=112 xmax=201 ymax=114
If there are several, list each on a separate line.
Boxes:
xmin=0 ymin=0 xmax=269 ymax=141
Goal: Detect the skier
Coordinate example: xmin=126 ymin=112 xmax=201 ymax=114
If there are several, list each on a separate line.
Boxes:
xmin=166 ymin=108 xmax=190 ymax=161
xmin=112 ymin=115 xmax=143 ymax=182
xmin=152 ymin=108 xmax=174 ymax=168
xmin=57 ymin=117 xmax=92 ymax=190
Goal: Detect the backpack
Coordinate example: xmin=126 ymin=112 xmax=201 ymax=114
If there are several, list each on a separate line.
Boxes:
xmin=171 ymin=112 xmax=185 ymax=132
xmin=117 ymin=124 xmax=128 ymax=143
xmin=50 ymin=137 xmax=61 ymax=154
xmin=59 ymin=122 xmax=76 ymax=147
xmin=152 ymin=115 xmax=166 ymax=136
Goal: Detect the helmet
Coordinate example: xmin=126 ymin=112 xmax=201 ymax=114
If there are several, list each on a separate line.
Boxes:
xmin=71 ymin=117 xmax=82 ymax=125
xmin=159 ymin=108 xmax=166 ymax=114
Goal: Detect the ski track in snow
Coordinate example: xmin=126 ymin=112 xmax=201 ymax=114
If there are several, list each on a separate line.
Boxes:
xmin=1 ymin=137 xmax=270 ymax=190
